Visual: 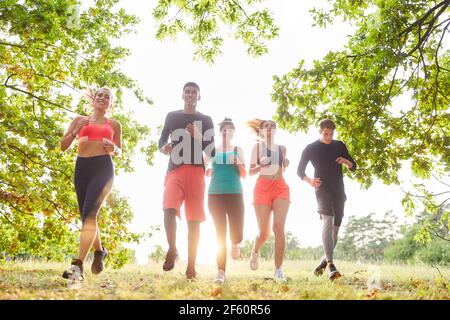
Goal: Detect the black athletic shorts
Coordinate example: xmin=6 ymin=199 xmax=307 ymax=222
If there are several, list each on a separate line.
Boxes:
xmin=315 ymin=186 xmax=346 ymax=226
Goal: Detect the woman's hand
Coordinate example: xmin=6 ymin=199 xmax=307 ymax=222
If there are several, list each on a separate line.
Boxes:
xmin=259 ymin=156 xmax=271 ymax=167
xmin=205 ymin=168 xmax=212 ymax=177
xmin=103 ymin=138 xmax=117 ymax=154
xmin=72 ymin=117 xmax=89 ymax=135
xmin=60 ymin=116 xmax=89 ymax=152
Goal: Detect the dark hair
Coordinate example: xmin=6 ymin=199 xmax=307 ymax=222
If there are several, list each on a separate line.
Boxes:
xmin=183 ymin=82 xmax=200 ymax=91
xmin=218 ymin=117 xmax=235 ymax=131
xmin=318 ymin=119 xmax=336 ymax=132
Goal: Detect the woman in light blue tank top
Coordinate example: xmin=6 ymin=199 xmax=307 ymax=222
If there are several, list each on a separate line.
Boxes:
xmin=205 ymin=118 xmax=246 ymax=284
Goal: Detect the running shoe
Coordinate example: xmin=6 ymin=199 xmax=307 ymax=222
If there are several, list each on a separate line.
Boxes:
xmin=328 ymin=263 xmax=342 ymax=281
xmin=214 ymin=269 xmax=226 ymax=284
xmin=231 ymin=244 xmax=241 ymax=260
xmin=249 ymin=250 xmax=259 ymax=271
xmin=274 ymin=268 xmax=286 ymax=283
xmin=91 ymin=247 xmax=108 ymax=274
xmin=185 ymin=267 xmax=197 ymax=281
xmin=162 ymin=249 xmax=178 ymax=271
xmin=62 ymin=259 xmax=85 ymax=281
xmin=313 ymin=259 xmax=327 ymax=276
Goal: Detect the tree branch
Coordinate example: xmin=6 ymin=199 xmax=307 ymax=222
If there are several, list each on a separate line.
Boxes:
xmin=435 ymin=20 xmax=450 ymax=75
xmin=2 ymin=83 xmax=74 ymax=113
xmin=370 ymin=65 xmax=399 ymax=128
xmin=399 ymin=1 xmax=449 ymax=36
xmin=432 ymin=175 xmax=450 ymax=187
xmin=417 ymin=20 xmax=445 ymax=152
xmin=417 ymin=25 xmax=429 ymax=79
xmin=5 ymin=144 xmax=71 ymax=180
xmin=34 ymin=73 xmax=83 ymax=94
xmin=0 ymin=208 xmax=15 ymax=226
xmin=401 ymin=187 xmax=450 ymax=199
xmin=429 ymin=227 xmax=450 ymax=241
xmin=230 ymin=0 xmax=256 ymax=26
xmin=4 ymin=73 xmax=16 ymax=86
xmin=0 ymin=41 xmax=25 ymax=48
xmin=44 ymin=198 xmax=80 ymax=230
xmin=405 ymin=1 xmax=450 ymax=57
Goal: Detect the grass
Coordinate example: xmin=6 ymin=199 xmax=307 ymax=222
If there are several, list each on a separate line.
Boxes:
xmin=0 ymin=259 xmax=449 ymax=300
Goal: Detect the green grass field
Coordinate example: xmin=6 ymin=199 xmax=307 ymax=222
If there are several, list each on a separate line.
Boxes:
xmin=0 ymin=260 xmax=449 ymax=300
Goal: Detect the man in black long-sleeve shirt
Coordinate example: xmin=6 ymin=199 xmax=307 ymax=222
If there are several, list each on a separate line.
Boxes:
xmin=297 ymin=119 xmax=356 ymax=281
xmin=158 ymin=82 xmax=215 ymax=280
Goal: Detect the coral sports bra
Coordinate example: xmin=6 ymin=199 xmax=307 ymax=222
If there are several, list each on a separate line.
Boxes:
xmin=78 ymin=118 xmax=114 ymax=141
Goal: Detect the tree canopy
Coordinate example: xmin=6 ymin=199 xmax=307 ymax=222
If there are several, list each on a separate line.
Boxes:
xmin=0 ymin=0 xmax=157 ymax=266
xmin=336 ymin=211 xmax=399 ymax=262
xmin=270 ymin=0 xmax=450 ymax=240
xmin=152 ymin=0 xmax=279 ymax=63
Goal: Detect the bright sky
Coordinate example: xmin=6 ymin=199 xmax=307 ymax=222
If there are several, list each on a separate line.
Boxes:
xmin=109 ymin=0 xmax=413 ymax=265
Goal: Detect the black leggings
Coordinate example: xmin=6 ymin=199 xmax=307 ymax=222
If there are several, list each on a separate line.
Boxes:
xmin=74 ymin=155 xmax=114 ymax=222
xmin=208 ymin=194 xmax=244 ymax=271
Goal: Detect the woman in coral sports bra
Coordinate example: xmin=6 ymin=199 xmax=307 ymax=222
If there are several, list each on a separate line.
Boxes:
xmin=59 ymin=87 xmax=122 ymax=281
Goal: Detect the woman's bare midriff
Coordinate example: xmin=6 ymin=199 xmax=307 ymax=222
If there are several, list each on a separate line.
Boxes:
xmin=258 ymin=165 xmax=284 ymax=180
xmin=77 ymin=140 xmax=110 ymax=157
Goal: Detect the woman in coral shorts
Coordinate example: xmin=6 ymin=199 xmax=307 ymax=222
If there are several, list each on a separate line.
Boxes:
xmin=246 ymin=119 xmax=290 ymax=283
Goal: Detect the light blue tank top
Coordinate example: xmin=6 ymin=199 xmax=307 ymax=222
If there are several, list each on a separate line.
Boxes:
xmin=208 ymin=149 xmax=243 ymax=194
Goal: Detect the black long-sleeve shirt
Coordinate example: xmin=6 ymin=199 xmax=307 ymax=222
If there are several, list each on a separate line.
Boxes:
xmin=158 ymin=110 xmax=215 ymax=172
xmin=297 ymin=139 xmax=356 ymax=189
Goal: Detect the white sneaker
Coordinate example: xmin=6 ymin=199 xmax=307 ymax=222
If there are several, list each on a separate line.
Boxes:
xmin=67 ymin=265 xmax=83 ymax=289
xmin=249 ymin=250 xmax=259 ymax=271
xmin=214 ymin=269 xmax=226 ymax=284
xmin=231 ymin=244 xmax=240 ymax=260
xmin=274 ymin=268 xmax=286 ymax=283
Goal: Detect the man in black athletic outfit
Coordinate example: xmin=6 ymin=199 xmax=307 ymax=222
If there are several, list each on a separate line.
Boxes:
xmin=297 ymin=119 xmax=356 ymax=281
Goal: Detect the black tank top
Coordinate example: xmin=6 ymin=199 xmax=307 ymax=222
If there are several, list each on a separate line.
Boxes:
xmin=257 ymin=142 xmax=283 ymax=166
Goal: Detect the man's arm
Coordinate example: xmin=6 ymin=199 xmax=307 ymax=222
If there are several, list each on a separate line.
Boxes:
xmin=158 ymin=113 xmax=171 ymax=153
xmin=203 ymin=115 xmax=215 ymax=158
xmin=297 ymin=146 xmax=310 ymax=180
xmin=339 ymin=142 xmax=357 ymax=171
xmin=297 ymin=146 xmax=321 ymax=187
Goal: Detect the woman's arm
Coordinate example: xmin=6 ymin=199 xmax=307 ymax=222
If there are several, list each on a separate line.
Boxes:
xmin=203 ymin=152 xmax=211 ymax=168
xmin=204 ymin=152 xmax=213 ymax=177
xmin=280 ymin=145 xmax=289 ymax=173
xmin=60 ymin=116 xmax=86 ymax=152
xmin=111 ymin=120 xmax=122 ymax=156
xmin=249 ymin=143 xmax=263 ymax=176
xmin=236 ymin=146 xmax=247 ymax=178
xmin=103 ymin=119 xmax=122 ymax=156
